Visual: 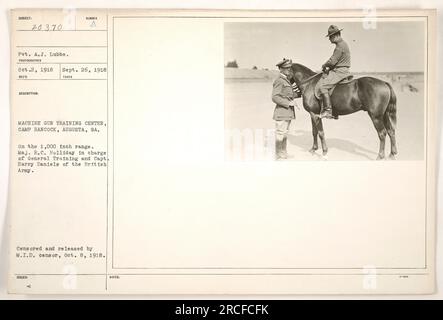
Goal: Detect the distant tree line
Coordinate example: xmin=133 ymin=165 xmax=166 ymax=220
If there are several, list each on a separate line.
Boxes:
xmin=225 ymin=60 xmax=269 ymax=70
xmin=225 ymin=60 xmax=239 ymax=68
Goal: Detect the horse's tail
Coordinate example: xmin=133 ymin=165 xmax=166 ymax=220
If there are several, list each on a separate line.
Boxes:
xmin=384 ymin=82 xmax=397 ymax=132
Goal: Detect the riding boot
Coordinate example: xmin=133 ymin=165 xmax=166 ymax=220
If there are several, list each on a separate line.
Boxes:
xmin=275 ymin=140 xmax=281 ymax=160
xmin=275 ymin=140 xmax=286 ymax=160
xmin=282 ymin=137 xmax=287 ymax=158
xmin=282 ymin=136 xmax=291 ymax=159
xmin=320 ymin=93 xmax=334 ymax=119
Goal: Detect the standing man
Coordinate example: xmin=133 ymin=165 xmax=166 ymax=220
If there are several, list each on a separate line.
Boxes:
xmin=272 ymin=58 xmax=300 ymax=160
xmin=315 ymin=25 xmax=351 ymax=119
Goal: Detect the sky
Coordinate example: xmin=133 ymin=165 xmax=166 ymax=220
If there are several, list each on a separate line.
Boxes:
xmin=224 ymin=21 xmax=425 ymax=72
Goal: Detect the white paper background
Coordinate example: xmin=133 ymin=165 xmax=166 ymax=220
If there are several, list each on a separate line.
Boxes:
xmin=0 ymin=0 xmax=442 ymax=299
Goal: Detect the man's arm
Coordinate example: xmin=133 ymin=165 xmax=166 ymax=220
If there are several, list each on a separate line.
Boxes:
xmin=322 ymin=46 xmax=343 ymax=69
xmin=271 ymin=80 xmax=291 ymax=108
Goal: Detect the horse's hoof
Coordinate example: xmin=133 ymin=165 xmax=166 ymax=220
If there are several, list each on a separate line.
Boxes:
xmin=309 ymin=148 xmax=318 ymax=154
xmin=322 ymin=154 xmax=328 ymax=160
xmin=376 ymin=155 xmax=385 ymax=160
xmin=388 ymin=154 xmax=396 ymax=160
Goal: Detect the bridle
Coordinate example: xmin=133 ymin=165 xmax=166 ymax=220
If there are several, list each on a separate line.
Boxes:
xmin=291 ymin=72 xmax=323 ymax=95
xmin=299 ymin=72 xmax=323 ymax=85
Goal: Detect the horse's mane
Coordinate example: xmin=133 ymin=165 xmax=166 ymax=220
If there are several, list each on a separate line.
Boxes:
xmin=291 ymin=63 xmax=316 ymax=77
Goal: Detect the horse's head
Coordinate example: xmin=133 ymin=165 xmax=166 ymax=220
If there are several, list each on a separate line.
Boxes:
xmin=291 ymin=63 xmax=316 ymax=84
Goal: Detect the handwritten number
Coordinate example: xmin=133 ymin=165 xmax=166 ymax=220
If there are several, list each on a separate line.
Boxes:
xmin=30 ymin=24 xmax=62 ymax=31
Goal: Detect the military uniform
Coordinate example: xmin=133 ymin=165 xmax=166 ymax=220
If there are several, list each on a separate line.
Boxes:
xmin=315 ymin=25 xmax=351 ymax=119
xmin=272 ymin=74 xmax=296 ymax=121
xmin=271 ymin=58 xmax=300 ymax=160
xmin=315 ymin=38 xmax=351 ymax=96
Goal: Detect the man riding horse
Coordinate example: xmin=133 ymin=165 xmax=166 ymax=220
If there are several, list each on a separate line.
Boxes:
xmin=315 ymin=25 xmax=351 ymax=119
xmin=287 ymin=25 xmax=397 ymax=160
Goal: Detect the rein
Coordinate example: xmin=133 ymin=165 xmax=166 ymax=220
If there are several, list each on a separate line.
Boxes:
xmin=291 ymin=72 xmax=322 ymax=95
xmin=299 ymin=72 xmax=322 ymax=85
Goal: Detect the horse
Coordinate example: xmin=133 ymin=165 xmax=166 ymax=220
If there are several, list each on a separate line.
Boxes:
xmin=290 ymin=63 xmax=397 ymax=160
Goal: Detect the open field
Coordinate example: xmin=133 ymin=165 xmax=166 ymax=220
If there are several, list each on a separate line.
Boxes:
xmin=225 ymin=69 xmax=425 ymax=161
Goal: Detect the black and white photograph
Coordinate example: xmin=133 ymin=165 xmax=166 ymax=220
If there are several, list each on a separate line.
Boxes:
xmin=224 ymin=19 xmax=426 ymax=161
xmin=2 ymin=7 xmax=438 ymax=297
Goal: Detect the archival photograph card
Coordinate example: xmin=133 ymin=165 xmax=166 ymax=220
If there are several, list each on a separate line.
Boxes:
xmin=7 ymin=8 xmax=437 ymax=294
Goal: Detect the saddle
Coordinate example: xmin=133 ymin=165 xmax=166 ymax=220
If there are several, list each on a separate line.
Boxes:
xmin=330 ymin=75 xmax=354 ymax=93
xmin=336 ymin=75 xmax=354 ymax=84
xmin=317 ymin=75 xmax=355 ymax=120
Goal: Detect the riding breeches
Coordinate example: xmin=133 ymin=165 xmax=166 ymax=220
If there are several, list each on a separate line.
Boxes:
xmin=275 ymin=120 xmax=291 ymax=142
xmin=314 ymin=67 xmax=350 ymax=97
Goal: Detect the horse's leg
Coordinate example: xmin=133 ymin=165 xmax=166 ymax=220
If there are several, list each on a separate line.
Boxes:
xmin=317 ymin=118 xmax=328 ymax=156
xmin=309 ymin=114 xmax=319 ymax=153
xmin=383 ymin=107 xmax=397 ymax=160
xmin=384 ymin=82 xmax=398 ymax=159
xmin=386 ymin=127 xmax=397 ymax=160
xmin=369 ymin=114 xmax=387 ymax=160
